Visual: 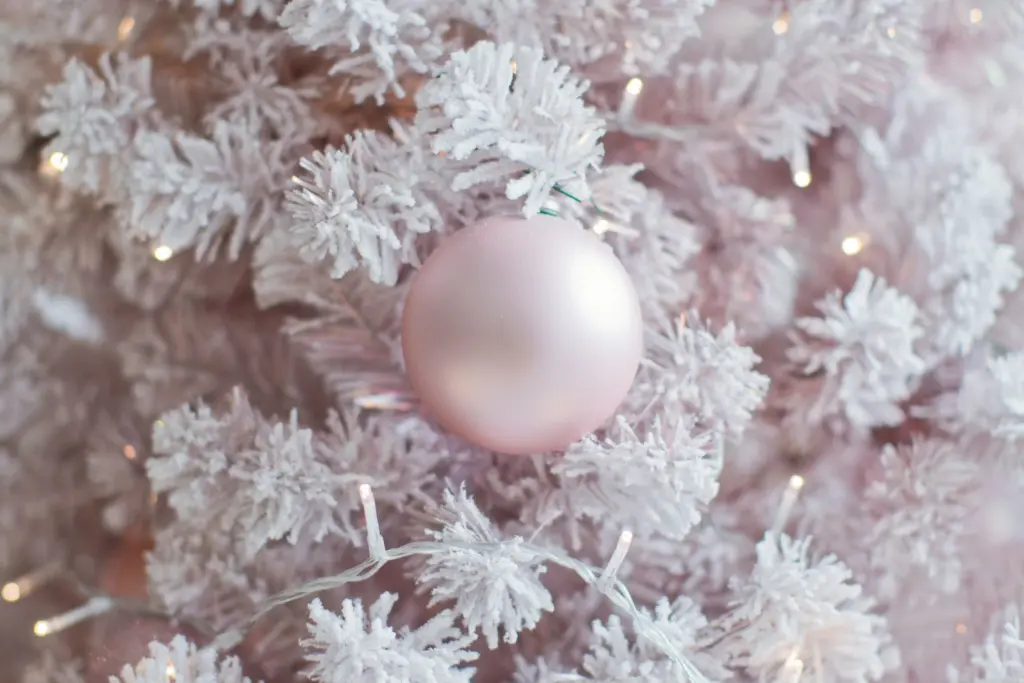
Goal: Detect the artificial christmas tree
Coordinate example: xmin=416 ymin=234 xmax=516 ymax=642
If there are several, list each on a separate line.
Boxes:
xmin=2 ymin=1 xmax=1024 ymax=682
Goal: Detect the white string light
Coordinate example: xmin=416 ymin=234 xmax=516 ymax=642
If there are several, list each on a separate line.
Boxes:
xmin=359 ymin=484 xmax=387 ymax=561
xmin=597 ymin=530 xmax=633 ymax=594
xmin=969 ymin=7 xmax=983 ymax=23
xmin=153 ymin=245 xmax=174 ymax=261
xmin=353 ymin=393 xmax=413 ymax=410
xmin=27 ymin=484 xmax=707 ymax=682
xmin=46 ymin=152 xmax=69 ymax=174
xmin=790 ymin=140 xmax=812 ymax=188
xmin=619 ymin=77 xmax=644 ymax=120
xmin=791 ymin=157 xmax=811 ymax=189
xmin=841 ymin=234 xmax=868 ymax=255
xmin=2 ymin=562 xmax=63 ymax=603
xmin=0 ymin=583 xmax=18 ymax=602
xmin=209 ymin=484 xmax=712 ymax=682
xmin=590 ymin=218 xmax=638 ymax=238
xmin=780 ymin=650 xmax=805 ymax=683
xmin=771 ymin=474 xmax=805 ymax=534
xmin=34 ymin=596 xmax=114 ymax=637
xmin=772 ymin=10 xmax=791 ymax=35
xmin=117 ymin=16 xmax=136 ymax=41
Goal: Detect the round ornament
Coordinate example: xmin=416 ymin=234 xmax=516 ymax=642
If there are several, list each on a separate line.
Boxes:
xmin=401 ymin=214 xmax=643 ymax=455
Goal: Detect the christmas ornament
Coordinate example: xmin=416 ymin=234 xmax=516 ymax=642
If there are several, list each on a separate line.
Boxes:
xmin=401 ymin=215 xmax=643 ymax=455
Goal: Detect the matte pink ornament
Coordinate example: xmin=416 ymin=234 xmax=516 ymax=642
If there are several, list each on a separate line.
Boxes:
xmin=401 ymin=214 xmax=643 ymax=455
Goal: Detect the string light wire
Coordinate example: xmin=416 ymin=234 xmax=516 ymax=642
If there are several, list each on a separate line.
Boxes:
xmin=28 ymin=491 xmax=717 ymax=679
xmin=31 ymin=483 xmax=709 ymax=679
xmin=2 ymin=561 xmax=63 ymax=603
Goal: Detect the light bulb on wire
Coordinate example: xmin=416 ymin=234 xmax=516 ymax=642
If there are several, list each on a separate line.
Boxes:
xmin=619 ymin=78 xmax=644 ymax=119
xmin=33 ymin=596 xmax=114 ymax=638
xmin=790 ymin=144 xmax=811 ymax=188
xmin=841 ymin=234 xmax=867 ymax=255
xmin=781 ymin=650 xmax=805 ymax=683
xmin=118 ymin=16 xmax=136 ymax=41
xmin=45 ymin=152 xmax=69 ymax=174
xmin=2 ymin=562 xmax=63 ymax=603
xmin=1 ymin=582 xmax=20 ymax=602
xmin=772 ymin=10 xmax=791 ymax=35
xmin=771 ymin=474 xmax=805 ymax=534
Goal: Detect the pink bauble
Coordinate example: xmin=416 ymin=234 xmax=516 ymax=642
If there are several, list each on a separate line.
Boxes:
xmin=401 ymin=214 xmax=643 ymax=455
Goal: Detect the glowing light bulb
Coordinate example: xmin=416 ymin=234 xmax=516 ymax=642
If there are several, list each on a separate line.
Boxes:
xmin=886 ymin=26 xmax=897 ymax=38
xmin=969 ymin=8 xmax=983 ymax=23
xmin=359 ymin=483 xmax=373 ymax=504
xmin=841 ymin=235 xmax=867 ymax=255
xmin=593 ymin=218 xmax=613 ymax=235
xmin=2 ymin=563 xmax=62 ymax=603
xmin=771 ymin=474 xmax=806 ymax=534
xmin=166 ymin=664 xmax=176 ymax=680
xmin=32 ymin=596 xmax=114 ymax=637
xmin=1 ymin=583 xmax=20 ymax=602
xmin=48 ymin=152 xmax=69 ymax=172
xmin=792 ymin=170 xmax=812 ymax=188
xmin=118 ymin=16 xmax=136 ymax=41
xmin=618 ymin=77 xmax=645 ymax=119
xmin=153 ymin=245 xmax=174 ymax=261
xmin=781 ymin=653 xmax=805 ymax=683
xmin=772 ymin=11 xmax=791 ymax=35
xmin=123 ymin=444 xmax=137 ymax=460
xmin=359 ymin=484 xmax=387 ymax=560
xmin=956 ymin=622 xmax=968 ymax=634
